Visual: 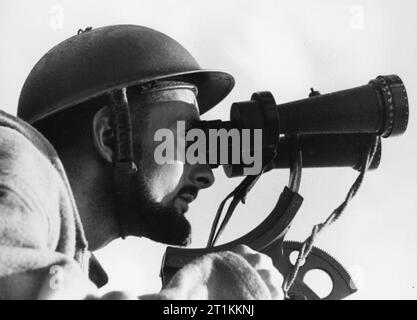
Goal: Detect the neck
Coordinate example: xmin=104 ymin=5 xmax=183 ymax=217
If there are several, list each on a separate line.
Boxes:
xmin=60 ymin=153 xmax=120 ymax=251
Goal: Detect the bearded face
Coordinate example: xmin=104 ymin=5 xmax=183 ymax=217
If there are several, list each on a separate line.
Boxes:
xmin=126 ymin=84 xmax=214 ymax=246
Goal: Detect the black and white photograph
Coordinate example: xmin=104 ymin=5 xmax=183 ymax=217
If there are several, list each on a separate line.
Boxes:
xmin=0 ymin=0 xmax=415 ymax=304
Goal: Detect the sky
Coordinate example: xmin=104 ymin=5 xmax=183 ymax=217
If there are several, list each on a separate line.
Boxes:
xmin=0 ymin=0 xmax=416 ymax=299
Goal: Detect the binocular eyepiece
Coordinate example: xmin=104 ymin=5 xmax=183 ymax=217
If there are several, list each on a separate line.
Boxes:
xmin=191 ymin=75 xmax=408 ymax=176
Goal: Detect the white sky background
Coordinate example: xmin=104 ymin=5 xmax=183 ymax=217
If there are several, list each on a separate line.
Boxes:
xmin=1 ymin=0 xmax=416 ymax=299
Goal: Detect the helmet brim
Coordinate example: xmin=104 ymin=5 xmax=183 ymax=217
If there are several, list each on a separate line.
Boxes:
xmin=161 ymin=69 xmax=235 ymax=115
xmin=26 ymin=69 xmax=234 ymax=124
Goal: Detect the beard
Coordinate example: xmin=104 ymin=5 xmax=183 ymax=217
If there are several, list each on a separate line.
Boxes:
xmin=130 ymin=167 xmax=192 ymax=247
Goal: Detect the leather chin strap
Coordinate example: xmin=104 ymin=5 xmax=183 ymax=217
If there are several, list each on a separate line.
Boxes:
xmin=108 ymin=88 xmax=138 ymax=239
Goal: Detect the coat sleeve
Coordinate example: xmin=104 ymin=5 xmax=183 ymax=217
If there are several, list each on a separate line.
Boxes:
xmin=99 ymin=251 xmax=271 ymax=300
xmin=0 ymin=126 xmax=97 ymax=299
xmin=139 ymin=251 xmax=271 ymax=300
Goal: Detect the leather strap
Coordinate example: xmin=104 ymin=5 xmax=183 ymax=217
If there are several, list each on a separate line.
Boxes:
xmin=108 ymin=88 xmax=138 ymax=239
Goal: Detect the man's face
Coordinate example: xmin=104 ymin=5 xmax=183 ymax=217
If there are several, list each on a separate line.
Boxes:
xmin=129 ymin=87 xmax=214 ymax=246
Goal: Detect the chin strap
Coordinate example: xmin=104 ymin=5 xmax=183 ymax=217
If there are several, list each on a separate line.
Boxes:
xmin=108 ymin=88 xmax=138 ymax=239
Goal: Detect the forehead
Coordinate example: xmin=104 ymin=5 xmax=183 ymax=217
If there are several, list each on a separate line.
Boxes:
xmin=134 ymin=88 xmax=200 ymax=128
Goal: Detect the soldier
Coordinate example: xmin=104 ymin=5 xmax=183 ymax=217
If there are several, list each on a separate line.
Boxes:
xmin=0 ymin=25 xmax=283 ymax=299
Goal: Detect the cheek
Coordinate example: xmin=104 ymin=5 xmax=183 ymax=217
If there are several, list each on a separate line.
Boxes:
xmin=138 ymin=124 xmax=185 ymax=203
xmin=145 ymin=161 xmax=184 ymax=202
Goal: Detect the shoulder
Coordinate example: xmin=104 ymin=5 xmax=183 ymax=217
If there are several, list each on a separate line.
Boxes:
xmin=0 ymin=124 xmax=61 ymax=194
xmin=0 ymin=112 xmax=66 ymax=245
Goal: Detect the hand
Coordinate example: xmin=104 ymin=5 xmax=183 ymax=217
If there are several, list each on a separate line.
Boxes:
xmin=159 ymin=245 xmax=284 ymax=300
xmin=230 ymin=244 xmax=284 ymax=300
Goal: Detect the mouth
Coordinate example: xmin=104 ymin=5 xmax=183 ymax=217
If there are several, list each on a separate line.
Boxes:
xmin=175 ymin=187 xmax=198 ymax=214
xmin=178 ymin=193 xmax=196 ymax=203
xmin=175 ymin=197 xmax=189 ymax=214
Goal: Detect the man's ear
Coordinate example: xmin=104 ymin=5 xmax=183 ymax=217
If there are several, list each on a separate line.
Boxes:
xmin=92 ymin=106 xmax=114 ymax=163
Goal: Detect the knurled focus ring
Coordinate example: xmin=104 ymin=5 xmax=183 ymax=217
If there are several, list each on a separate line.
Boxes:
xmin=375 ymin=76 xmax=395 ymax=137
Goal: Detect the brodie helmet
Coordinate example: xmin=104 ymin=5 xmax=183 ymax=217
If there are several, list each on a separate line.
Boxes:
xmin=17 ymin=24 xmax=234 ymax=124
xmin=17 ymin=25 xmax=235 ymax=239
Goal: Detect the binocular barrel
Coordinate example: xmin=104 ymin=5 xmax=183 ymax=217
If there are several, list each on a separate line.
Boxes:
xmin=273 ymin=134 xmax=381 ymax=170
xmin=221 ymin=134 xmax=381 ymax=177
xmin=277 ymin=75 xmax=408 ymax=137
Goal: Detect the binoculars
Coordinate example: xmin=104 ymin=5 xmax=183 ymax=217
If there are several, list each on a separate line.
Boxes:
xmin=192 ymin=74 xmax=408 ymax=176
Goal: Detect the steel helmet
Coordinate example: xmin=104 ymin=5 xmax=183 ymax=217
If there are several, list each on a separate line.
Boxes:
xmin=17 ymin=24 xmax=235 ymax=124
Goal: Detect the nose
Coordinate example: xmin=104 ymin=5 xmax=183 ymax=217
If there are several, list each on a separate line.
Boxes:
xmin=188 ymin=164 xmax=215 ymax=189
